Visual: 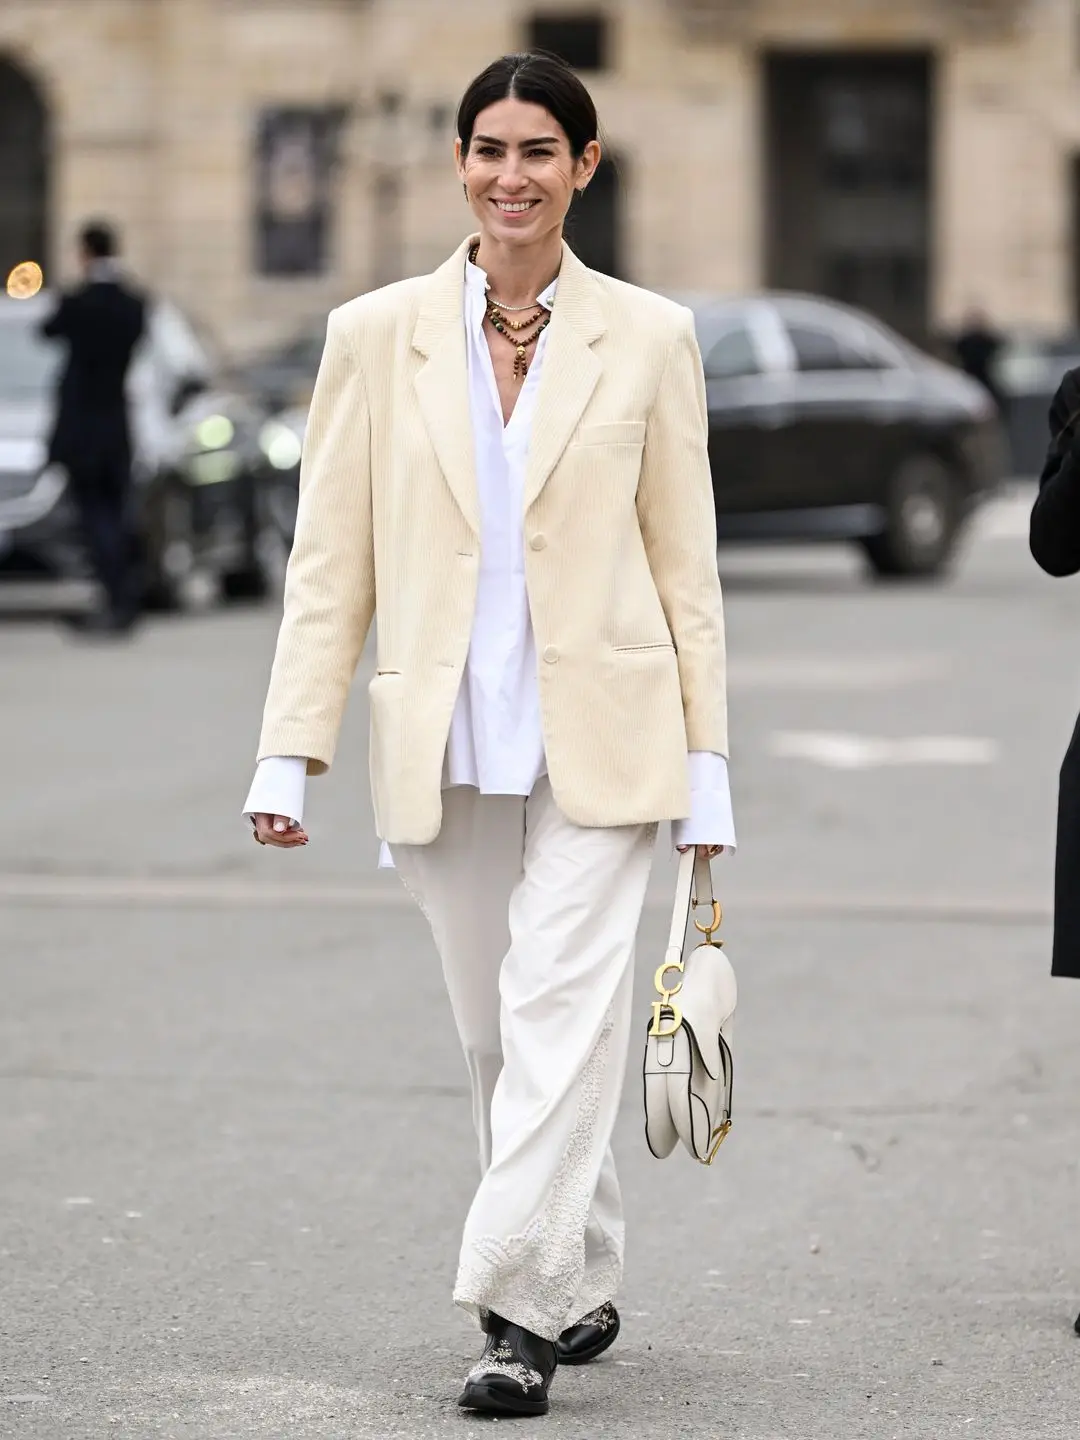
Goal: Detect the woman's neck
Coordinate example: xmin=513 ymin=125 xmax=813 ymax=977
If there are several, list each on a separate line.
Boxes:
xmin=473 ymin=231 xmax=563 ymax=307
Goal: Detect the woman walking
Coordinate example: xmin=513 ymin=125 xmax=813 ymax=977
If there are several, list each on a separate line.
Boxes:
xmin=243 ymin=51 xmax=734 ymax=1416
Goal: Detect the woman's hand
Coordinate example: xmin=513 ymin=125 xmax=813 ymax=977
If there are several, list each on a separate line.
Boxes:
xmin=676 ymin=843 xmax=725 ymax=858
xmin=252 ymin=814 xmax=309 ymax=848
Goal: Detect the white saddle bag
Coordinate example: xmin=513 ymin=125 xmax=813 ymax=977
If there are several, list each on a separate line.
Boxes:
xmin=643 ymin=850 xmax=736 ymax=1165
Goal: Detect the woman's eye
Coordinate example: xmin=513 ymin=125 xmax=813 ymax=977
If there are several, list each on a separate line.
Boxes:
xmin=476 ymin=146 xmax=499 ymax=157
xmin=527 ymin=149 xmax=554 ymax=158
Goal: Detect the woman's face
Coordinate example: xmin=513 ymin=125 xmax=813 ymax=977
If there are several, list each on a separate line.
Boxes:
xmin=456 ymin=97 xmax=600 ymax=249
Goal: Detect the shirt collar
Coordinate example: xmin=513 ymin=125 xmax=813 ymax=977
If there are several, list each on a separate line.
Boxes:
xmin=465 ymin=256 xmax=558 ymax=312
xmin=86 ymin=259 xmax=122 ymax=283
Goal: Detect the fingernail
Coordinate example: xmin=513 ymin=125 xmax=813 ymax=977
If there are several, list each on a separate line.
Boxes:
xmin=273 ymin=820 xmax=286 ymax=833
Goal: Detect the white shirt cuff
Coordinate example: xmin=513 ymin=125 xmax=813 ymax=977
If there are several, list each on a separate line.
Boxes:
xmin=242 ymin=755 xmax=307 ymax=827
xmin=671 ymin=751 xmax=737 ymax=853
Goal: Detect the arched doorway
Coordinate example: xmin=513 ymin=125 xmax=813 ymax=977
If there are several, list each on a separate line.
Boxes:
xmin=566 ymin=155 xmax=624 ymax=278
xmin=0 ymin=57 xmax=49 ymax=282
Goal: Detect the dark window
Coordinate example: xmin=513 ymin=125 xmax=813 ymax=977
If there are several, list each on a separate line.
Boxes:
xmin=703 ymin=327 xmax=761 ymax=380
xmin=253 ymin=106 xmax=346 ymax=278
xmin=786 ymin=321 xmax=881 ymax=372
xmin=764 ymin=52 xmax=932 ymax=342
xmin=526 ymin=13 xmax=609 ymax=71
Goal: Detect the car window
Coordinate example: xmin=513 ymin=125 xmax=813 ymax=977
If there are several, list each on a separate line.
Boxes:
xmin=843 ymin=318 xmax=904 ymax=369
xmin=702 ymin=326 xmax=761 ymax=380
xmin=786 ymin=321 xmax=883 ymax=373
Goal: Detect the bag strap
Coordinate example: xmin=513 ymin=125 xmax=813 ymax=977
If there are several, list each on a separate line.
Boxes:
xmin=665 ymin=850 xmax=717 ymax=964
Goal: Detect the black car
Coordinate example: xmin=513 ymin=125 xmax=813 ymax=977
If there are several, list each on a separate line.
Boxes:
xmin=687 ymin=292 xmax=1004 ymax=578
xmin=0 ymin=293 xmax=285 ymax=607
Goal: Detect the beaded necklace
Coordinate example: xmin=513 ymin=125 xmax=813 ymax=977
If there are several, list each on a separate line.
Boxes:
xmin=469 ymin=243 xmax=554 ymax=381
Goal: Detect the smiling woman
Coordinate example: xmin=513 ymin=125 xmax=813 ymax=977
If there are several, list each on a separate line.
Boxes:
xmin=242 ymin=48 xmax=734 ymax=1420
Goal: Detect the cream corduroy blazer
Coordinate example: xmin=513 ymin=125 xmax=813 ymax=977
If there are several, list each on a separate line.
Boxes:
xmin=256 ymin=235 xmax=728 ymax=844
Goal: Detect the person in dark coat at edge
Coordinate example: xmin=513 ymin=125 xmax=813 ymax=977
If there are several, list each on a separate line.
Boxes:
xmin=1029 ymin=364 xmax=1080 ymax=1334
xmin=953 ymin=306 xmax=1006 ymax=417
xmin=41 ymin=221 xmax=146 ymax=634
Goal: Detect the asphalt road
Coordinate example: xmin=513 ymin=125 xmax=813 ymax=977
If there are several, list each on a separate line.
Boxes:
xmin=4 ymin=490 xmax=1080 ymax=1439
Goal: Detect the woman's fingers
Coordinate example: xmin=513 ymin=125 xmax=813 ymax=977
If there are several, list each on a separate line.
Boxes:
xmin=253 ymin=813 xmax=309 ymax=847
xmin=675 ymin=844 xmax=725 ymax=857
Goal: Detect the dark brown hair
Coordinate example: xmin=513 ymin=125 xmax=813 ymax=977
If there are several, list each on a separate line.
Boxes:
xmin=456 ymin=51 xmax=599 ymax=160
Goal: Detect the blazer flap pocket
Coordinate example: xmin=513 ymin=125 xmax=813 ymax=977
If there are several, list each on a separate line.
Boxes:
xmin=576 ymin=420 xmax=646 ymax=447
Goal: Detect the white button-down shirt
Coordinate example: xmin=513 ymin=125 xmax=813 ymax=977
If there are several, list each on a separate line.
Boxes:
xmin=441 ymin=258 xmax=554 ymax=793
xmin=244 ymin=257 xmax=736 ymax=856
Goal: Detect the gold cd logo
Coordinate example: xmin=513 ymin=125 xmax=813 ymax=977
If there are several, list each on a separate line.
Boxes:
xmin=6 ymin=262 xmax=44 ymax=299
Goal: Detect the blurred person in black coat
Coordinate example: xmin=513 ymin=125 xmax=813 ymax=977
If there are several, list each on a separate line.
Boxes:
xmin=1030 ymin=366 xmax=1080 ymax=991
xmin=953 ymin=307 xmax=1005 ymax=416
xmin=1030 ymin=365 xmax=1080 ymax=1339
xmin=41 ymin=221 xmax=146 ymax=633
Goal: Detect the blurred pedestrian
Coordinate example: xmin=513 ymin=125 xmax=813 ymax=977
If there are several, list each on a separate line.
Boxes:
xmin=41 ymin=220 xmax=146 ymax=634
xmin=953 ymin=305 xmax=1005 ymax=416
xmin=243 ymin=51 xmax=734 ymax=1417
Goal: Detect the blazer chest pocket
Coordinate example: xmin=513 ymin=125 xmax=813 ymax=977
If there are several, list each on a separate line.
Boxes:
xmin=574 ymin=420 xmax=646 ymax=447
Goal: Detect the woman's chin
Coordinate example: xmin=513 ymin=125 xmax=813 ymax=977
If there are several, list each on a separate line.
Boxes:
xmin=478 ymin=210 xmax=551 ymax=246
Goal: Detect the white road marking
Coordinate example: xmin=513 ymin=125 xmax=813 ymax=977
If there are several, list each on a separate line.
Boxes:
xmin=0 ymin=872 xmax=1050 ymax=923
xmin=769 ymin=731 xmax=999 ymax=769
xmin=730 ymin=655 xmax=946 ymax=691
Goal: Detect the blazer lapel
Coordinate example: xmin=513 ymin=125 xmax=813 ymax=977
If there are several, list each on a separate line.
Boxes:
xmin=413 ymin=236 xmax=479 ymax=536
xmin=523 ymin=242 xmax=606 ymax=512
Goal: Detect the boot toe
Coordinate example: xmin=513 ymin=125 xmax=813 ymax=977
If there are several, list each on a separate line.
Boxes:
xmin=556 ymin=1303 xmax=620 ymax=1364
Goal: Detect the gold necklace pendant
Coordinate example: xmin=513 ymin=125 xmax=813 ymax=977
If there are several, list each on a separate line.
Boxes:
xmin=486 ymin=302 xmax=552 ymax=381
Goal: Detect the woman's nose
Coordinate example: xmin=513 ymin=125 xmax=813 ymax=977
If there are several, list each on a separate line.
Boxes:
xmin=497 ymin=159 xmax=528 ymax=190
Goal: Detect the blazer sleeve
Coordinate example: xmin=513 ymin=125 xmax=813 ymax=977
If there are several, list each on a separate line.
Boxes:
xmin=256 ymin=307 xmax=375 ymax=774
xmin=1030 ymin=369 xmax=1080 ymax=577
xmin=636 ymin=308 xmax=729 ymax=757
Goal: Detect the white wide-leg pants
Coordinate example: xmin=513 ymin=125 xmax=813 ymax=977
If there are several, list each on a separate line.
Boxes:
xmin=393 ymin=777 xmax=656 ymax=1342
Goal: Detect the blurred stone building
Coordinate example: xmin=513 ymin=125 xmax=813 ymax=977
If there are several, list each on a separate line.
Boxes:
xmin=0 ymin=0 xmax=1077 ymax=355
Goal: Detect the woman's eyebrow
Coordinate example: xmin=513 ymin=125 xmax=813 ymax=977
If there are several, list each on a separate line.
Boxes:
xmin=473 ymin=134 xmax=560 ymax=147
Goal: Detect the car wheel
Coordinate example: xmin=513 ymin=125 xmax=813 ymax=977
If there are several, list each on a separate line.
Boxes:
xmin=860 ymin=454 xmax=966 ymax=581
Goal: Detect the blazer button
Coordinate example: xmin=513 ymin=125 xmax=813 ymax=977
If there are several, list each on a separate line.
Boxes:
xmin=529 ymin=533 xmax=547 ymax=551
xmin=543 ymin=645 xmax=559 ymax=664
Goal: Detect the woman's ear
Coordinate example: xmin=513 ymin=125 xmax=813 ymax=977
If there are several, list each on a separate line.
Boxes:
xmin=577 ymin=139 xmax=602 ymax=191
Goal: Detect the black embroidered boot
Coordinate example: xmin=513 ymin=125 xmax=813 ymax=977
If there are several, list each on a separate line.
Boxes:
xmin=556 ymin=1301 xmax=621 ymax=1364
xmin=458 ymin=1312 xmax=558 ymax=1416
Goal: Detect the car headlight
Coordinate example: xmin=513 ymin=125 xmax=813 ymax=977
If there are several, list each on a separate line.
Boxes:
xmin=258 ymin=419 xmax=304 ymax=471
xmin=0 ymin=463 xmax=68 ymax=527
xmin=194 ymin=414 xmax=236 ymax=451
xmin=177 ymin=412 xmax=246 ymax=485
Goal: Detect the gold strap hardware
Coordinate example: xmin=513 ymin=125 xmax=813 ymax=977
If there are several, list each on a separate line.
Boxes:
xmin=703 ymin=1120 xmax=732 ymax=1165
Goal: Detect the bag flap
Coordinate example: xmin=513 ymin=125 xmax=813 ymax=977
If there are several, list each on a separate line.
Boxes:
xmin=678 ymin=942 xmax=737 ymax=1080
